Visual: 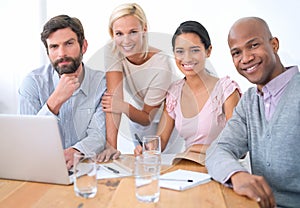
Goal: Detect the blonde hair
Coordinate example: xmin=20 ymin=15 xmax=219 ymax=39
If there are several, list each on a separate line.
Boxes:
xmin=108 ymin=3 xmax=149 ymax=59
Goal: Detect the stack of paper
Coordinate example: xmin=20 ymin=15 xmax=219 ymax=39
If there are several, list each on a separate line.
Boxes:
xmin=159 ymin=169 xmax=211 ymax=191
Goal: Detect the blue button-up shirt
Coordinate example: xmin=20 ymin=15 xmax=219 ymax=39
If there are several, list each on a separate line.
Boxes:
xmin=18 ymin=64 xmax=106 ymax=155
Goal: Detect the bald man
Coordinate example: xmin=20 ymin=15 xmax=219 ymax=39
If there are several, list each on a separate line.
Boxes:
xmin=206 ymin=17 xmax=300 ymax=208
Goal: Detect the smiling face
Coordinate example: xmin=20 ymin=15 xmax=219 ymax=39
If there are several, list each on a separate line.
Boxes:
xmin=112 ymin=15 xmax=146 ymax=58
xmin=174 ymin=32 xmax=211 ymax=78
xmin=228 ymin=18 xmax=281 ymax=89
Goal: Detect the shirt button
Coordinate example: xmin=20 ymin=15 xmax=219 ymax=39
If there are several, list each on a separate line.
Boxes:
xmin=266 ymin=162 xmax=270 ymax=166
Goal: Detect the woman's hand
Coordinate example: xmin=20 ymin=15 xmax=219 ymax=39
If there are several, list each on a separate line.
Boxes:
xmin=97 ymin=143 xmax=121 ymax=162
xmin=134 ymin=145 xmax=143 ymax=156
xmin=102 ymin=92 xmax=127 ymax=114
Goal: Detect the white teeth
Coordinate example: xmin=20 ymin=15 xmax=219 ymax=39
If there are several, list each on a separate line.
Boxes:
xmin=246 ymin=65 xmax=256 ymax=72
xmin=183 ymin=64 xmax=194 ymax=69
xmin=122 ymin=45 xmax=134 ymax=51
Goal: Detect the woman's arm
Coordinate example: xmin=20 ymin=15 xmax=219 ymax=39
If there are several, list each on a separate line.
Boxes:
xmin=134 ymin=102 xmax=175 ymax=155
xmin=223 ymin=89 xmax=241 ymax=120
xmin=103 ymin=71 xmax=163 ymax=150
xmin=127 ymin=103 xmax=161 ymax=126
xmin=104 ymin=71 xmax=123 ymax=148
xmin=156 ymin=103 xmax=175 ymax=152
xmin=102 ymin=90 xmax=161 ymax=126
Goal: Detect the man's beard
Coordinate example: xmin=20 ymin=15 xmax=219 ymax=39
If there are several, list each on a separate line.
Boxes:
xmin=53 ymin=53 xmax=82 ymax=75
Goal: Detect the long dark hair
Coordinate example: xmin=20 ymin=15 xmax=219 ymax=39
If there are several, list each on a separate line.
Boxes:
xmin=172 ymin=20 xmax=211 ymax=51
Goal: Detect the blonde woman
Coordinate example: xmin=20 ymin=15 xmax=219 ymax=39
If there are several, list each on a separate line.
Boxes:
xmin=99 ymin=3 xmax=178 ymax=160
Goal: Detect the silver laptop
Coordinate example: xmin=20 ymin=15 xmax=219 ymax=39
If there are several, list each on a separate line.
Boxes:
xmin=0 ymin=114 xmax=72 ymax=185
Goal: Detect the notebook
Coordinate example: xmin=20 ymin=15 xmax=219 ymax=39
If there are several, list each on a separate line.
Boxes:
xmin=159 ymin=169 xmax=211 ymax=191
xmin=0 ymin=114 xmax=72 ymax=185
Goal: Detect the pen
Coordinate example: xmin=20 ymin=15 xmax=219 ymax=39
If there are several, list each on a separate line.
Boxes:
xmin=103 ymin=165 xmax=120 ymax=174
xmin=134 ymin=133 xmax=143 ymax=146
xmin=160 ymin=178 xmax=193 ymax=182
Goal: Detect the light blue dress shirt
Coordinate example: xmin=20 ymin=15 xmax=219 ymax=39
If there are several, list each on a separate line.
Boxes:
xmin=18 ymin=64 xmax=106 ymax=155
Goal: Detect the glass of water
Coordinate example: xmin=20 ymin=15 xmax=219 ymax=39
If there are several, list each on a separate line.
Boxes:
xmin=73 ymin=152 xmax=97 ymax=198
xmin=134 ymin=154 xmax=161 ymax=203
xmin=142 ymin=135 xmax=161 ymax=156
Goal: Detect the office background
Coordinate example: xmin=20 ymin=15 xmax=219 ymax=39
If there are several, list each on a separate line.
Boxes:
xmin=1 ymin=0 xmax=299 ymax=152
xmin=1 ymin=0 xmax=299 ymax=114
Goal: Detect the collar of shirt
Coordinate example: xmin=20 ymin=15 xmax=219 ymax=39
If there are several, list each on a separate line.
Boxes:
xmin=261 ymin=66 xmax=299 ymax=97
xmin=257 ymin=65 xmax=299 ymax=120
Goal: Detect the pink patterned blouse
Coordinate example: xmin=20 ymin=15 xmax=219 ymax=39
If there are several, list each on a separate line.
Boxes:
xmin=166 ymin=76 xmax=241 ymax=149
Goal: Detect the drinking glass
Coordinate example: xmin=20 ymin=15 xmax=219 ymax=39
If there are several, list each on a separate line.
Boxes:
xmin=73 ymin=152 xmax=97 ymax=198
xmin=134 ymin=154 xmax=161 ymax=203
xmin=142 ymin=135 xmax=161 ymax=155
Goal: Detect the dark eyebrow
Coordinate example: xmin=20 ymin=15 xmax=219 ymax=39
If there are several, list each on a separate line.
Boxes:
xmin=245 ymin=37 xmax=259 ymax=45
xmin=175 ymin=46 xmax=200 ymax=49
xmin=49 ymin=38 xmax=76 ymax=46
xmin=48 ymin=38 xmax=76 ymax=49
xmin=230 ymin=37 xmax=260 ymax=52
xmin=65 ymin=38 xmax=76 ymax=43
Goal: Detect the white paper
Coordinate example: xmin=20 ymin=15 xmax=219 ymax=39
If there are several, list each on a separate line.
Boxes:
xmin=159 ymin=169 xmax=211 ymax=191
xmin=97 ymin=162 xmax=132 ymax=179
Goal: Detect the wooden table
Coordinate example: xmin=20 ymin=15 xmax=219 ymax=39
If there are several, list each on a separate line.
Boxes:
xmin=0 ymin=155 xmax=258 ymax=208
